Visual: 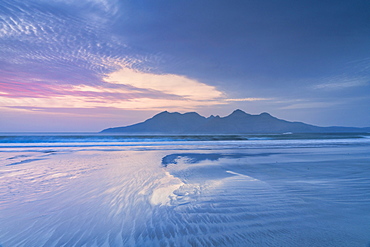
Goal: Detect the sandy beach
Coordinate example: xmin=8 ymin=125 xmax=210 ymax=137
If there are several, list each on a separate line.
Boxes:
xmin=1 ymin=135 xmax=370 ymax=246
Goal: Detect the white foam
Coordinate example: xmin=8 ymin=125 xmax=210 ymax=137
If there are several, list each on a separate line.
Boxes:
xmin=226 ymin=170 xmax=258 ymax=181
xmin=149 ymin=171 xmax=184 ymax=206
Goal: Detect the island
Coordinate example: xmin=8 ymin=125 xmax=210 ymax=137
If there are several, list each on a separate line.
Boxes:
xmin=101 ymin=109 xmax=370 ymax=134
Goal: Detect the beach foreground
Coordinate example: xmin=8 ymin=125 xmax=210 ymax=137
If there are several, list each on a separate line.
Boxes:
xmin=1 ymin=134 xmax=370 ymax=246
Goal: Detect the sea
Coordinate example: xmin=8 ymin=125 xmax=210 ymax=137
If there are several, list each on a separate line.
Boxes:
xmin=1 ymin=132 xmax=370 ymax=247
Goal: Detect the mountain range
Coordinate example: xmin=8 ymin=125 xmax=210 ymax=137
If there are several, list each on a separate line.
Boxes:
xmin=100 ymin=109 xmax=370 ymax=134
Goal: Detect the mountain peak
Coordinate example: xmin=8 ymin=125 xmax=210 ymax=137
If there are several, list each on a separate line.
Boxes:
xmin=150 ymin=111 xmax=205 ymax=123
xmin=232 ymin=109 xmax=246 ymax=114
xmin=259 ymin=112 xmax=272 ymax=117
xmin=227 ymin=109 xmax=250 ymax=117
xmin=208 ymin=115 xmax=220 ymax=119
xmin=183 ymin=112 xmax=201 ymax=117
xmin=155 ymin=111 xmax=169 ymax=116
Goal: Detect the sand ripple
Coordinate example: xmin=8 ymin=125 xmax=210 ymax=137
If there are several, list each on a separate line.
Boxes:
xmin=1 ymin=146 xmax=370 ymax=246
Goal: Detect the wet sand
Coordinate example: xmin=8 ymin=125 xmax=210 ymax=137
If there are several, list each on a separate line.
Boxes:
xmin=1 ymin=142 xmax=370 ymax=246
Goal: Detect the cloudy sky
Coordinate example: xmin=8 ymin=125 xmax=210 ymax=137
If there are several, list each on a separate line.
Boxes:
xmin=1 ymin=0 xmax=370 ymax=131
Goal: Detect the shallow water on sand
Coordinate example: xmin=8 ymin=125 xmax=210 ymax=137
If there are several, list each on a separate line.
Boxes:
xmin=1 ymin=136 xmax=370 ymax=246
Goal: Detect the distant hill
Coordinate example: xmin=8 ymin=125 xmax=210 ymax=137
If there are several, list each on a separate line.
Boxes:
xmin=100 ymin=109 xmax=370 ymax=134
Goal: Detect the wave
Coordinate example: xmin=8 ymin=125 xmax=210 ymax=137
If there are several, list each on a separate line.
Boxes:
xmin=1 ymin=133 xmax=369 ymax=144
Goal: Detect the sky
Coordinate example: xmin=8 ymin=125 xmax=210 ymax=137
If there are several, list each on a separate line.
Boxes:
xmin=1 ymin=0 xmax=370 ymax=132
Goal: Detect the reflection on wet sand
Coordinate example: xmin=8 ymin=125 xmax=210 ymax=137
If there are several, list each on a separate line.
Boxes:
xmin=1 ymin=144 xmax=370 ymax=246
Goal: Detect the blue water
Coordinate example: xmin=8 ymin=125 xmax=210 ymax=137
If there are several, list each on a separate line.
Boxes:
xmin=0 ymin=133 xmax=369 ymax=150
xmin=1 ymin=132 xmax=369 ymax=143
xmin=1 ymin=133 xmax=370 ymax=246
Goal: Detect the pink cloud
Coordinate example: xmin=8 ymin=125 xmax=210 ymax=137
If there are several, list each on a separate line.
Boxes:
xmin=0 ymin=66 xmax=226 ymax=111
xmin=0 ymin=81 xmax=61 ymax=98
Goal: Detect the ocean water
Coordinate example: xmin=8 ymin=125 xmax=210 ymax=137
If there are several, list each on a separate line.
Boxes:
xmin=0 ymin=133 xmax=370 ymax=246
